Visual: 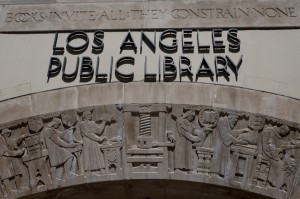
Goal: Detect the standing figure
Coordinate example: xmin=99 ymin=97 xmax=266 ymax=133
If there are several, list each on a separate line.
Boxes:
xmin=44 ymin=118 xmax=81 ymax=180
xmin=261 ymin=125 xmax=293 ymax=191
xmin=0 ymin=129 xmax=25 ymax=196
xmin=210 ymin=114 xmax=249 ymax=179
xmin=80 ymin=111 xmax=110 ymax=175
xmin=1 ymin=129 xmax=28 ymax=191
xmin=174 ymin=110 xmax=210 ymax=174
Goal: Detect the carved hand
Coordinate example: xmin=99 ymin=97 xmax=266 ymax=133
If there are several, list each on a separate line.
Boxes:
xmin=233 ymin=138 xmax=248 ymax=145
xmin=100 ymin=136 xmax=107 ymax=143
xmin=68 ymin=142 xmax=82 ymax=147
xmin=110 ymin=136 xmax=122 ymax=142
xmin=240 ymin=128 xmax=250 ymax=134
xmin=203 ymin=127 xmax=213 ymax=134
xmin=288 ymin=138 xmax=296 ymax=145
xmin=167 ymin=133 xmax=176 ymax=143
xmin=73 ymin=138 xmax=83 ymax=144
xmin=15 ymin=148 xmax=25 ymax=156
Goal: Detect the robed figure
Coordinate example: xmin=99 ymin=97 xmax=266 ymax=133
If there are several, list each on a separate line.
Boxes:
xmin=0 ymin=129 xmax=25 ymax=195
xmin=261 ymin=125 xmax=295 ymax=192
xmin=80 ymin=111 xmax=110 ymax=175
xmin=174 ymin=110 xmax=207 ymax=173
xmin=211 ymin=115 xmax=248 ymax=179
xmin=44 ymin=118 xmax=80 ymax=180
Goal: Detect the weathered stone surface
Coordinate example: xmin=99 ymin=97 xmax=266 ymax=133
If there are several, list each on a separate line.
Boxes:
xmin=0 ymin=76 xmax=299 ymax=199
xmin=0 ymin=95 xmax=33 ymax=124
xmin=31 ymin=87 xmax=78 ymax=116
xmin=213 ymin=85 xmax=263 ymax=113
xmin=1 ymin=82 xmax=300 ymax=124
xmin=0 ymin=0 xmax=55 ymax=5
xmin=0 ymin=0 xmax=300 ymax=32
xmin=78 ymin=83 xmax=124 ymax=107
xmin=260 ymin=93 xmax=300 ymax=125
xmin=0 ymin=0 xmax=299 ymax=198
xmin=0 ymin=103 xmax=299 ymax=199
xmin=0 ymin=2 xmax=144 ymax=32
xmin=124 ymin=82 xmax=166 ymax=104
xmin=213 ymin=85 xmax=300 ymax=123
xmin=0 ymin=83 xmax=31 ymax=102
xmin=167 ymin=83 xmax=214 ymax=106
xmin=1 ymin=30 xmax=300 ymax=101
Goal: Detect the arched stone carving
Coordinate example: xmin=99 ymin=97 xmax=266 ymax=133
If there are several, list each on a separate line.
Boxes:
xmin=0 ymin=104 xmax=299 ymax=199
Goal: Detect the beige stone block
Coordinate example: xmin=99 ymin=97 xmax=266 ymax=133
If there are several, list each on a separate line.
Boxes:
xmin=213 ymin=85 xmax=262 ymax=114
xmin=144 ymin=0 xmax=300 ymax=29
xmin=0 ymin=5 xmax=3 ymax=16
xmin=78 ymin=83 xmax=124 ymax=107
xmin=124 ymin=82 xmax=166 ymax=104
xmin=0 ymin=0 xmax=300 ymax=31
xmin=1 ymin=30 xmax=300 ymax=101
xmin=0 ymin=95 xmax=33 ymax=124
xmin=32 ymin=87 xmax=78 ymax=115
xmin=167 ymin=83 xmax=214 ymax=105
xmin=260 ymin=93 xmax=300 ymax=123
xmin=0 ymin=83 xmax=31 ymax=102
xmin=0 ymin=0 xmax=54 ymax=4
xmin=0 ymin=2 xmax=143 ymax=32
xmin=57 ymin=0 xmax=142 ymax=2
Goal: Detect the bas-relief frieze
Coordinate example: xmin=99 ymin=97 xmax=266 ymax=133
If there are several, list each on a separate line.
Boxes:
xmin=0 ymin=0 xmax=299 ymax=31
xmin=0 ymin=104 xmax=299 ymax=199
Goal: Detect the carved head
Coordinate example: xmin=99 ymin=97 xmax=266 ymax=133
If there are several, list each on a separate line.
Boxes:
xmin=187 ymin=112 xmax=196 ymax=122
xmin=82 ymin=111 xmax=93 ymax=121
xmin=249 ymin=115 xmax=265 ymax=131
xmin=183 ymin=110 xmax=196 ymax=122
xmin=48 ymin=118 xmax=62 ymax=129
xmin=279 ymin=125 xmax=290 ymax=138
xmin=228 ymin=114 xmax=238 ymax=129
xmin=278 ymin=151 xmax=284 ymax=160
xmin=1 ymin=128 xmax=11 ymax=138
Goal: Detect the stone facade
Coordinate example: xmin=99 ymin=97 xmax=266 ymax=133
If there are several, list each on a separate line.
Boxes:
xmin=0 ymin=0 xmax=300 ymax=199
xmin=0 ymin=102 xmax=299 ymax=199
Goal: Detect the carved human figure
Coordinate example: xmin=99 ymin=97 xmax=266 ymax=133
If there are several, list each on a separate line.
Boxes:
xmin=174 ymin=110 xmax=211 ymax=174
xmin=80 ymin=111 xmax=111 ymax=175
xmin=1 ymin=128 xmax=29 ymax=192
xmin=44 ymin=118 xmax=81 ymax=180
xmin=0 ymin=129 xmax=25 ymax=196
xmin=237 ymin=115 xmax=265 ymax=145
xmin=210 ymin=114 xmax=249 ymax=179
xmin=281 ymin=152 xmax=297 ymax=192
xmin=261 ymin=125 xmax=295 ymax=191
xmin=262 ymin=125 xmax=289 ymax=160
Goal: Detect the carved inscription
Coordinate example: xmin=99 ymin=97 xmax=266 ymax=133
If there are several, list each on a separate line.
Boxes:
xmin=4 ymin=7 xmax=298 ymax=24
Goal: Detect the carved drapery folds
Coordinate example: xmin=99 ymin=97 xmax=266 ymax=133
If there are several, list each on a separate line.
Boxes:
xmin=0 ymin=104 xmax=299 ymax=199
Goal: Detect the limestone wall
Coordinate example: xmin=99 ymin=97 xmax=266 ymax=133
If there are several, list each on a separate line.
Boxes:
xmin=1 ymin=30 xmax=300 ymax=101
xmin=0 ymin=0 xmax=299 ymax=199
xmin=0 ymin=83 xmax=298 ymax=199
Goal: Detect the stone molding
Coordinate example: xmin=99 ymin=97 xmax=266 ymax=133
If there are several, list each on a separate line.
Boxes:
xmin=0 ymin=0 xmax=300 ymax=32
xmin=0 ymin=103 xmax=299 ymax=199
xmin=1 ymin=83 xmax=300 ymax=126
